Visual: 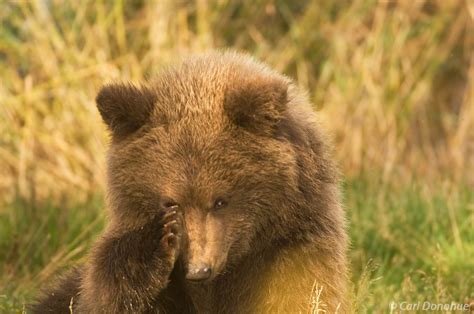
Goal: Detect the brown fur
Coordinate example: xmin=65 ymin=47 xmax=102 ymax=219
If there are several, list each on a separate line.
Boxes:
xmin=32 ymin=51 xmax=349 ymax=313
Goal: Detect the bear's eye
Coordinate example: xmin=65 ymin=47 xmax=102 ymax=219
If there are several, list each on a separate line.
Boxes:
xmin=213 ymin=198 xmax=228 ymax=210
xmin=162 ymin=200 xmax=179 ymax=210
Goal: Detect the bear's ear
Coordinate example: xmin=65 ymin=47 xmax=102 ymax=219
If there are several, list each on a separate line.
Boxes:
xmin=96 ymin=83 xmax=156 ymax=138
xmin=224 ymin=77 xmax=288 ymax=135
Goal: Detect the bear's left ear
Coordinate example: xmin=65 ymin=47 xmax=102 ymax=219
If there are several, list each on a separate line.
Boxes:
xmin=96 ymin=83 xmax=156 ymax=138
xmin=224 ymin=77 xmax=288 ymax=135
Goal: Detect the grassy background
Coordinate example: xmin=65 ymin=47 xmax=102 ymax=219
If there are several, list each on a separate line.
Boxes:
xmin=1 ymin=0 xmax=473 ymax=312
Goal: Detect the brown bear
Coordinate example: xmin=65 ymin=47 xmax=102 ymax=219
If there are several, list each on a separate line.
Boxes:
xmin=32 ymin=51 xmax=349 ymax=313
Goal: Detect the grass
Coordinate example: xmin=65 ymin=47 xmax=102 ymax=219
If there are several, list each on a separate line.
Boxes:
xmin=0 ymin=0 xmax=473 ymax=313
xmin=0 ymin=196 xmax=104 ymax=312
xmin=348 ymin=177 xmax=473 ymax=312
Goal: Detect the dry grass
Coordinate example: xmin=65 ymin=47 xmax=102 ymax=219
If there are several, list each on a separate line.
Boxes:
xmin=1 ymin=0 xmax=472 ymax=207
xmin=0 ymin=0 xmax=472 ymax=312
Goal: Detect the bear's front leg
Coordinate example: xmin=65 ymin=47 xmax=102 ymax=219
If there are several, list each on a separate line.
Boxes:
xmin=78 ymin=208 xmax=182 ymax=313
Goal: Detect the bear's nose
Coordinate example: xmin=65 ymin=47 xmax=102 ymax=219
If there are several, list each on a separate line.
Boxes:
xmin=186 ymin=265 xmax=212 ymax=281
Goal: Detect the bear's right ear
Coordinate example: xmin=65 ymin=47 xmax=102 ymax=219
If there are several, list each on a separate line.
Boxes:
xmin=224 ymin=76 xmax=288 ymax=136
xmin=96 ymin=83 xmax=156 ymax=138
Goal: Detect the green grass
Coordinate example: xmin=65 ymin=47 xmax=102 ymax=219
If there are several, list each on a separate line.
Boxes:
xmin=348 ymin=177 xmax=474 ymax=312
xmin=0 ymin=178 xmax=472 ymax=312
xmin=0 ymin=197 xmax=104 ymax=313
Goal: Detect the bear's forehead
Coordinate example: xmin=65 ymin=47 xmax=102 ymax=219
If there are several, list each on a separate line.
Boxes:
xmin=131 ymin=122 xmax=268 ymax=178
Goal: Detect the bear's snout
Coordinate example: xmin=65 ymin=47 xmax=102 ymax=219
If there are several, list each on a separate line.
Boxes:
xmin=185 ymin=264 xmax=212 ymax=281
xmin=183 ymin=208 xmax=230 ymax=281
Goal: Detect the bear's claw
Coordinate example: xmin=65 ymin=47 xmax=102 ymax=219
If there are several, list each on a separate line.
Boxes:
xmin=160 ymin=210 xmax=182 ymax=262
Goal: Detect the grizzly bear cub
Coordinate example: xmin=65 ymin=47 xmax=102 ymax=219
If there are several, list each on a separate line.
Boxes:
xmin=32 ymin=51 xmax=348 ymax=313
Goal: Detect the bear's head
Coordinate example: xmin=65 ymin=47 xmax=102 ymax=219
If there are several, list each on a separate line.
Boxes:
xmin=96 ymin=53 xmax=305 ymax=282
